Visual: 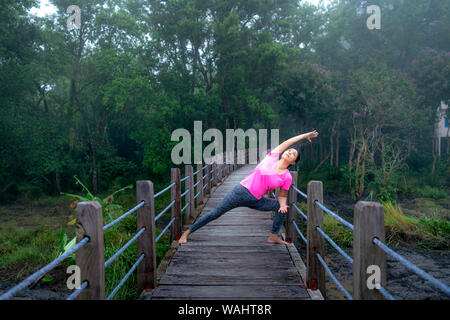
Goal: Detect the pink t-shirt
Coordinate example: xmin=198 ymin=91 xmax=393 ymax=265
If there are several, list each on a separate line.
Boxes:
xmin=240 ymin=152 xmax=292 ymax=200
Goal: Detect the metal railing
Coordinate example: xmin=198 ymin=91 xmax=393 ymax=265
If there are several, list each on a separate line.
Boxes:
xmin=287 ymin=181 xmax=449 ymax=300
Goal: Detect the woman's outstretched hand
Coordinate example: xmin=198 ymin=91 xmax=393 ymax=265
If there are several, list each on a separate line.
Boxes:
xmin=278 ymin=205 xmax=289 ymax=213
xmin=306 ymin=130 xmax=319 ymax=143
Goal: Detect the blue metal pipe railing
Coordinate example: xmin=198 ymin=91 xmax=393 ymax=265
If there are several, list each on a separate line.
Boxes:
xmin=316 ymin=253 xmax=353 ymax=300
xmin=373 ymin=237 xmax=450 ymax=296
xmin=291 ymin=220 xmax=307 ymax=244
xmin=154 ymin=200 xmax=175 ymax=222
xmin=154 ymin=182 xmax=176 ymax=199
xmin=316 ymin=226 xmax=353 ymax=264
xmin=103 ymin=201 xmax=145 ymax=231
xmin=292 ymin=203 xmax=307 ymax=220
xmin=106 ymin=254 xmax=145 ymax=300
xmin=0 ymin=237 xmax=90 ymax=300
xmin=155 ymin=217 xmax=176 ymax=243
xmin=104 ymin=228 xmax=146 ymax=268
xmin=314 ymin=200 xmax=354 ymax=230
xmin=66 ymin=281 xmax=88 ymax=300
xmin=292 ymin=185 xmax=307 ymax=199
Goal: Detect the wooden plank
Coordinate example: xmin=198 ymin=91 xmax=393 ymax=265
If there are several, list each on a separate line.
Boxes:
xmin=171 ymin=250 xmax=292 ymax=259
xmin=177 ymin=245 xmax=287 ymax=253
xmin=151 ymin=285 xmax=310 ymax=299
xmin=158 ymin=268 xmax=303 ymax=286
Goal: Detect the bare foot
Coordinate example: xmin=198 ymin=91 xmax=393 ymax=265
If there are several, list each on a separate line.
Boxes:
xmin=267 ymin=234 xmax=288 ymax=245
xmin=178 ymin=230 xmax=191 ymax=244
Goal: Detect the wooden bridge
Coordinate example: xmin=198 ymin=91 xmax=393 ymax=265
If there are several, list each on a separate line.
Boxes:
xmin=148 ymin=164 xmax=320 ymax=300
xmin=2 ymin=148 xmax=448 ymax=301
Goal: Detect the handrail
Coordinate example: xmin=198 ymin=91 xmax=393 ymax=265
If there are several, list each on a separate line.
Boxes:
xmin=373 ymin=237 xmax=450 ymax=296
xmin=155 ymin=217 xmax=176 ymax=243
xmin=314 ymin=200 xmax=354 ymax=230
xmin=104 ymin=227 xmax=146 ymax=268
xmin=103 ymin=201 xmax=145 ymax=231
xmin=154 ymin=200 xmax=175 ymax=222
xmin=154 ymin=182 xmax=176 ymax=199
xmin=193 ymin=189 xmax=202 ymax=200
xmin=377 ymin=285 xmax=395 ymax=300
xmin=292 ymin=203 xmax=307 ymax=220
xmin=66 ymin=281 xmax=89 ymax=300
xmin=0 ymin=236 xmax=90 ymax=300
xmin=291 ymin=219 xmax=307 ymax=244
xmin=316 ymin=253 xmax=353 ymax=300
xmin=316 ymin=226 xmax=353 ymax=264
xmin=107 ymin=254 xmax=145 ymax=300
xmin=180 ymin=175 xmax=190 ymax=183
xmin=292 ymin=185 xmax=308 ymax=199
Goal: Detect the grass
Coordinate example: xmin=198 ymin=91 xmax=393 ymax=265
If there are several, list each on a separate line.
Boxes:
xmin=414 ymin=186 xmax=449 ymax=200
xmin=382 ymin=201 xmax=450 ymax=249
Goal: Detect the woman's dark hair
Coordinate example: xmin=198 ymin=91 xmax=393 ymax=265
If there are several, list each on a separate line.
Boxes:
xmin=281 ymin=147 xmax=300 ymax=167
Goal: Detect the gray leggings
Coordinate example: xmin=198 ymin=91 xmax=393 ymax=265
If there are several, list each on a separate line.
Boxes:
xmin=189 ymin=184 xmax=286 ymax=234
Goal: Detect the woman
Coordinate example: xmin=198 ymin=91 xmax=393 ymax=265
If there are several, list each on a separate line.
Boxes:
xmin=178 ymin=130 xmax=319 ymax=245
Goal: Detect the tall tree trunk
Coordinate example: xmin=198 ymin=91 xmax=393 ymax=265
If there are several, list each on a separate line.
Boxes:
xmin=348 ymin=121 xmax=357 ymax=192
xmin=55 ymin=172 xmax=61 ymax=194
xmin=330 ymin=120 xmax=336 ymax=166
xmin=431 ymin=132 xmax=436 ymax=176
xmin=335 ymin=118 xmax=341 ymax=167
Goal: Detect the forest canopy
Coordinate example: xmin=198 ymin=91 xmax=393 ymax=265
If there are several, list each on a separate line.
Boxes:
xmin=0 ymin=0 xmax=449 ymax=202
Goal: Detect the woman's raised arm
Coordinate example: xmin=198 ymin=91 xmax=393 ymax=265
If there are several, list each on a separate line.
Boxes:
xmin=271 ymin=130 xmax=319 ymax=154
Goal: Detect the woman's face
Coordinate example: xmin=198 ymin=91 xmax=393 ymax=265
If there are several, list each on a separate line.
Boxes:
xmin=282 ymin=148 xmax=298 ymax=165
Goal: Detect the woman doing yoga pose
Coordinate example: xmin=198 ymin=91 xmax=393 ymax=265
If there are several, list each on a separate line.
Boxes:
xmin=178 ymin=130 xmax=319 ymax=245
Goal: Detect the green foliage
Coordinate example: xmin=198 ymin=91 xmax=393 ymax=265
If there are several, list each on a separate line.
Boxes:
xmin=381 ymin=201 xmax=450 ymax=249
xmin=416 ymin=186 xmax=449 ymax=200
xmin=0 ymin=225 xmax=62 ymax=279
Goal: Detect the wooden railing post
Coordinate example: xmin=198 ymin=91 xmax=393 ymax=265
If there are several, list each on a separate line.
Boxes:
xmin=220 ymin=153 xmax=224 ymax=180
xmin=185 ymin=165 xmax=195 ymax=224
xmin=306 ymin=181 xmax=325 ymax=295
xmin=225 ymin=152 xmax=229 ymax=176
xmin=136 ymin=181 xmax=157 ymax=292
xmin=212 ymin=162 xmax=217 ymax=187
xmin=170 ymin=168 xmax=182 ymax=242
xmin=75 ymin=201 xmax=105 ymax=300
xmin=285 ymin=171 xmax=298 ymax=246
xmin=353 ymin=201 xmax=386 ymax=300
xmin=184 ymin=165 xmax=191 ymax=223
xmin=196 ymin=163 xmax=203 ymax=206
xmin=205 ymin=163 xmax=211 ymax=195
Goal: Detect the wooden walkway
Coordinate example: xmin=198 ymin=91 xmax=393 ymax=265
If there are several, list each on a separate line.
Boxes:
xmin=149 ymin=165 xmax=314 ymax=300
